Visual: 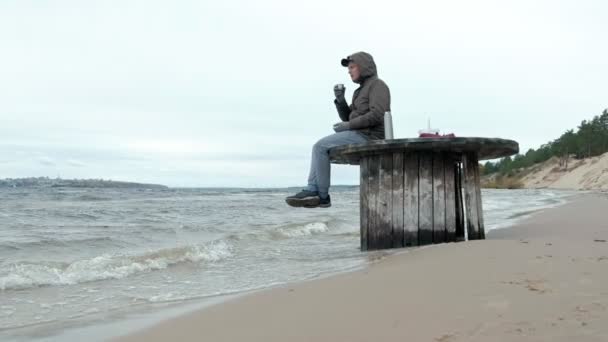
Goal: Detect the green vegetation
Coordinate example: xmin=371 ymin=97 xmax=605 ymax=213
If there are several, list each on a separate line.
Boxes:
xmin=482 ymin=108 xmax=608 ymax=176
xmin=482 ymin=176 xmax=524 ymax=189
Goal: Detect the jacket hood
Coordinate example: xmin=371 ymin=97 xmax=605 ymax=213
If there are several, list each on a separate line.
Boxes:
xmin=341 ymin=51 xmax=377 ymax=83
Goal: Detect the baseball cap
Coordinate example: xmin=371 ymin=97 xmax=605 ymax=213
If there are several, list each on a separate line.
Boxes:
xmin=340 ymin=56 xmax=352 ymax=67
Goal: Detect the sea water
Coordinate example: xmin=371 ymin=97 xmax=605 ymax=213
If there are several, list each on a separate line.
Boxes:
xmin=0 ymin=186 xmax=575 ymax=340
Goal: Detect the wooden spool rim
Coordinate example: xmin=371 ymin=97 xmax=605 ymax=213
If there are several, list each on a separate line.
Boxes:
xmin=329 ymin=137 xmax=519 ymax=165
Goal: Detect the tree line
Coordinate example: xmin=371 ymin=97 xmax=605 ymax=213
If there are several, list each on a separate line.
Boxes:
xmin=483 ymin=108 xmax=608 ymax=176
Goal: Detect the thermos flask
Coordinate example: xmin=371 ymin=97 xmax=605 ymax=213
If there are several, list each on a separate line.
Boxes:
xmin=384 ymin=111 xmax=394 ymax=139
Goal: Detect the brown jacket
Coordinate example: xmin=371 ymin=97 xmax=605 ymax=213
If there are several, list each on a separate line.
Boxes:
xmin=335 ymin=52 xmax=391 ymax=140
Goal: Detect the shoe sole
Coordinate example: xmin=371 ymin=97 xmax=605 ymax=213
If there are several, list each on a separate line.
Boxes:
xmin=285 ymin=196 xmax=320 ymax=208
xmin=303 ymin=202 xmax=332 ymax=209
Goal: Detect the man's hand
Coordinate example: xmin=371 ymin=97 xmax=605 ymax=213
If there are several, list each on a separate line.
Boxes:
xmin=333 ymin=84 xmax=346 ymax=103
xmin=333 ymin=121 xmax=350 ymax=133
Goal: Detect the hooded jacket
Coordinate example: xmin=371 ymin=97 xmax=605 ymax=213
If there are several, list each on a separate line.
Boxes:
xmin=334 ymin=52 xmax=391 ymax=140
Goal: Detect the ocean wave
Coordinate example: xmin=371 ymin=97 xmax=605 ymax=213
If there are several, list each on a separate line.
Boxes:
xmin=56 ymin=212 xmax=100 ymax=220
xmin=225 ymin=220 xmax=354 ymax=242
xmin=274 ymin=222 xmax=329 ymax=238
xmin=1 ymin=305 xmax=16 ymax=317
xmin=75 ymin=194 xmax=112 ymax=201
xmin=0 ymin=236 xmax=120 ymax=250
xmin=0 ymin=240 xmax=233 ymax=291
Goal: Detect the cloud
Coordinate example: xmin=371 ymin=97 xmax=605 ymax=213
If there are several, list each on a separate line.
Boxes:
xmin=37 ymin=157 xmax=55 ymax=166
xmin=66 ymin=159 xmax=86 ymax=167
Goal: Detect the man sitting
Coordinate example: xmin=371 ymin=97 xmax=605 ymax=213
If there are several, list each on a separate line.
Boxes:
xmin=286 ymin=51 xmax=391 ymax=208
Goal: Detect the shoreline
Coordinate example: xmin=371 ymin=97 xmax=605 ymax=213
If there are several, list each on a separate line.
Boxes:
xmin=115 ymin=192 xmax=608 ymax=341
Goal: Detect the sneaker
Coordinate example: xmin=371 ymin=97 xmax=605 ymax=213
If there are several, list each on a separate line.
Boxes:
xmin=318 ymin=194 xmax=331 ymax=208
xmin=285 ymin=190 xmax=320 ymax=208
xmin=304 ymin=194 xmax=332 ymax=209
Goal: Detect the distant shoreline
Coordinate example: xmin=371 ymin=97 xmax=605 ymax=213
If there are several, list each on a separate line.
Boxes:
xmin=0 ymin=177 xmax=168 ymax=189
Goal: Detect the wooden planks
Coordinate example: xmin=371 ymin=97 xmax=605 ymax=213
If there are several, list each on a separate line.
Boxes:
xmin=376 ymin=154 xmax=393 ymax=249
xmin=473 ymin=155 xmax=486 ymax=239
xmin=432 ymin=153 xmax=446 ymax=243
xmin=462 ymin=153 xmax=483 ymax=240
xmin=403 ymin=153 xmax=419 ymax=247
xmin=444 ymin=158 xmax=457 ymax=243
xmin=391 ymin=153 xmax=405 ymax=248
xmin=454 ymin=161 xmax=465 ymax=241
xmin=418 ymin=153 xmax=434 ymax=245
xmin=359 ymin=157 xmax=369 ymax=251
xmin=365 ymin=155 xmax=380 ymax=249
xmin=358 ymin=150 xmax=485 ymax=250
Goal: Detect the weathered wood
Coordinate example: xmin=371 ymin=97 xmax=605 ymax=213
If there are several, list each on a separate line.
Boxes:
xmin=473 ymin=155 xmax=486 ymax=239
xmin=444 ymin=158 xmax=456 ymax=243
xmin=454 ymin=162 xmax=465 ymax=241
xmin=391 ymin=152 xmax=405 ymax=248
xmin=366 ymin=155 xmax=380 ymax=250
xmin=377 ymin=154 xmax=393 ymax=249
xmin=454 ymin=162 xmax=464 ymax=241
xmin=463 ymin=153 xmax=482 ymax=240
xmin=329 ymin=137 xmax=519 ymax=165
xmin=343 ymin=137 xmax=517 ymax=251
xmin=418 ymin=152 xmax=433 ymax=245
xmin=432 ymin=152 xmax=446 ymax=243
xmin=403 ymin=153 xmax=419 ymax=247
xmin=359 ymin=157 xmax=369 ymax=251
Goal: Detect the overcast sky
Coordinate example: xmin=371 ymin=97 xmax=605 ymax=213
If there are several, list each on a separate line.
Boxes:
xmin=1 ymin=0 xmax=606 ymax=187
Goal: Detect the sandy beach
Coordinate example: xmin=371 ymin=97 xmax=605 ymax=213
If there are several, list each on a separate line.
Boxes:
xmin=115 ymin=193 xmax=608 ymax=342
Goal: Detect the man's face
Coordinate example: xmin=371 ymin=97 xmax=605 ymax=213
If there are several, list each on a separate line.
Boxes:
xmin=348 ymin=62 xmax=360 ymax=82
